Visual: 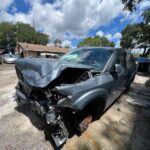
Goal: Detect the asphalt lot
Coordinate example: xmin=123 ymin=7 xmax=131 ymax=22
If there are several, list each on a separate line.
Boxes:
xmin=0 ymin=64 xmax=150 ymax=150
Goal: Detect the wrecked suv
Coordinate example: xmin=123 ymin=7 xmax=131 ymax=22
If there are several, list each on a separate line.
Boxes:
xmin=15 ymin=47 xmax=136 ymax=147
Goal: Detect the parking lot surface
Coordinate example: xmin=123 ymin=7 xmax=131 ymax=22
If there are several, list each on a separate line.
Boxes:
xmin=0 ymin=64 xmax=150 ymax=150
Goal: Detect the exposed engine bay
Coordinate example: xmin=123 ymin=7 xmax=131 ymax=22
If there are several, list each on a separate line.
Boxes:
xmin=15 ymin=58 xmax=101 ymax=147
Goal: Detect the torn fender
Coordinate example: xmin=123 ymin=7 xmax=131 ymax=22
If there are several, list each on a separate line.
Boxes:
xmin=57 ymin=87 xmax=108 ymax=110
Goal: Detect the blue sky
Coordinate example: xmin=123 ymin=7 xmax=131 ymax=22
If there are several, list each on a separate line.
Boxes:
xmin=0 ymin=0 xmax=150 ymax=48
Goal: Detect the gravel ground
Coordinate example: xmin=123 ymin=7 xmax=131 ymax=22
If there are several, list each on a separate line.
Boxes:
xmin=0 ymin=64 xmax=150 ymax=150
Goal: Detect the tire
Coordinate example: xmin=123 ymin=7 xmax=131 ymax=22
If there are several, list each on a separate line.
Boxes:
xmin=75 ymin=99 xmax=106 ymax=133
xmin=89 ymin=99 xmax=105 ymax=120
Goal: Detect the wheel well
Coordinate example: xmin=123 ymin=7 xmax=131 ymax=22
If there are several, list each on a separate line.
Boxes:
xmin=84 ymin=97 xmax=105 ymax=109
xmin=81 ymin=98 xmax=106 ymax=120
xmin=64 ymin=98 xmax=106 ymax=133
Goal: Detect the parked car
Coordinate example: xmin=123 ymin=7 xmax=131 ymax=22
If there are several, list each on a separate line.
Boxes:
xmin=136 ymin=57 xmax=150 ymax=74
xmin=1 ymin=54 xmax=20 ymax=64
xmin=0 ymin=55 xmax=2 ymax=64
xmin=15 ymin=47 xmax=136 ymax=147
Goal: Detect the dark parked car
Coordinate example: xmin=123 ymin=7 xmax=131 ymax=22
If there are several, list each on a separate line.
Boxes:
xmin=136 ymin=57 xmax=150 ymax=74
xmin=15 ymin=47 xmax=136 ymax=147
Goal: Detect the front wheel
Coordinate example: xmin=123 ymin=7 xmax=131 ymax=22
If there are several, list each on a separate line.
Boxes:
xmin=76 ymin=100 xmax=105 ymax=132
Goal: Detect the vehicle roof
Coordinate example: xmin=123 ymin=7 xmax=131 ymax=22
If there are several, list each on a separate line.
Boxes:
xmin=73 ymin=47 xmax=122 ymax=51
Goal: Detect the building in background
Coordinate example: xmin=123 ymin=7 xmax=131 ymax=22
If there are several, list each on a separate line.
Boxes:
xmin=16 ymin=42 xmax=69 ymax=58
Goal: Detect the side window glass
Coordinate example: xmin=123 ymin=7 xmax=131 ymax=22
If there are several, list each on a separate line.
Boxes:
xmin=117 ymin=50 xmax=126 ymax=68
xmin=127 ymin=53 xmax=135 ymax=69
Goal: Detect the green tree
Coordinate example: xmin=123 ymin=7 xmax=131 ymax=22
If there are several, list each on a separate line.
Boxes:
xmin=0 ymin=22 xmax=49 ymax=53
xmin=121 ymin=24 xmax=140 ymax=49
xmin=15 ymin=22 xmax=49 ymax=45
xmin=77 ymin=36 xmax=115 ymax=48
xmin=143 ymin=7 xmax=150 ymax=24
xmin=101 ymin=0 xmax=143 ymax=11
xmin=0 ymin=22 xmax=16 ymax=53
xmin=121 ymin=7 xmax=150 ymax=57
xmin=54 ymin=39 xmax=62 ymax=47
xmin=64 ymin=45 xmax=70 ymax=49
xmin=121 ymin=0 xmax=143 ymax=11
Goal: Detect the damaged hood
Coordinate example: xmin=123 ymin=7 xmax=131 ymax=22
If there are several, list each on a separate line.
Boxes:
xmin=15 ymin=58 xmax=92 ymax=88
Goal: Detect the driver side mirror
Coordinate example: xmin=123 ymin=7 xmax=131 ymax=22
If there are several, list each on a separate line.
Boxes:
xmin=111 ymin=64 xmax=123 ymax=74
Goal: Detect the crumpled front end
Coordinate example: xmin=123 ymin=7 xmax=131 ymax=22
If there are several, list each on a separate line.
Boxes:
xmin=15 ymin=58 xmax=102 ymax=147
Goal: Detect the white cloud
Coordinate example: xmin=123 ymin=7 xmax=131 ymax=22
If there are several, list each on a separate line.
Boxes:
xmin=1 ymin=0 xmax=148 ymax=48
xmin=61 ymin=40 xmax=71 ymax=47
xmin=0 ymin=11 xmax=31 ymax=24
xmin=95 ymin=30 xmax=122 ymax=42
xmin=121 ymin=10 xmax=143 ymax=23
xmin=0 ymin=0 xmax=14 ymax=11
xmin=105 ymin=34 xmax=113 ymax=41
xmin=115 ymin=40 xmax=121 ymax=48
xmin=96 ymin=30 xmax=104 ymax=37
xmin=25 ymin=0 xmax=42 ymax=6
xmin=0 ymin=0 xmax=124 ymax=45
xmin=121 ymin=0 xmax=150 ymax=23
xmin=113 ymin=32 xmax=122 ymax=39
xmin=96 ymin=30 xmax=122 ymax=48
xmin=139 ymin=0 xmax=150 ymax=10
xmin=0 ymin=0 xmax=125 ymax=50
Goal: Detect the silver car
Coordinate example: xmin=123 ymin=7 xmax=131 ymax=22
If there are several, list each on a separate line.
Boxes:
xmin=1 ymin=54 xmax=20 ymax=64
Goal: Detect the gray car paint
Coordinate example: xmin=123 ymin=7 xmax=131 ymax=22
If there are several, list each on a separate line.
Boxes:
xmin=55 ymin=48 xmax=136 ymax=110
xmin=15 ymin=58 xmax=92 ymax=88
xmin=15 ymin=47 xmax=136 ymax=111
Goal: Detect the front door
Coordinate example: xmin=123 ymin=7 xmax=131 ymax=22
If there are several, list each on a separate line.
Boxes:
xmin=106 ymin=49 xmax=128 ymax=107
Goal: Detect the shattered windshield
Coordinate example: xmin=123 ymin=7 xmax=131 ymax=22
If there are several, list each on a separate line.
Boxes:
xmin=60 ymin=48 xmax=113 ymax=70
